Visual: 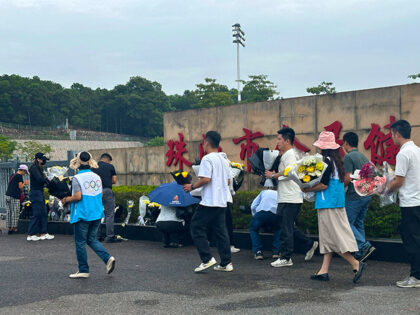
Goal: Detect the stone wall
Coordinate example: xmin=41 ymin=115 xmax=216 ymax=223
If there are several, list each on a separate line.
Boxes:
xmin=92 ymin=83 xmax=420 ymax=189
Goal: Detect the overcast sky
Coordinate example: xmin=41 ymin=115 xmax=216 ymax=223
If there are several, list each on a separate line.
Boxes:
xmin=0 ymin=0 xmax=419 ymax=98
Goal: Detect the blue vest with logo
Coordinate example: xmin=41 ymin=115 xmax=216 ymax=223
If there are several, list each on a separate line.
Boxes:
xmin=70 ymin=169 xmax=104 ymax=224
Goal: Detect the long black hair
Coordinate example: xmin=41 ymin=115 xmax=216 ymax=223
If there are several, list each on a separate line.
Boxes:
xmin=321 ymin=149 xmax=345 ymax=182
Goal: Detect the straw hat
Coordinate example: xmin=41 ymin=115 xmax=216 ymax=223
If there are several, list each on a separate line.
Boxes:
xmin=313 ymin=131 xmax=340 ymax=150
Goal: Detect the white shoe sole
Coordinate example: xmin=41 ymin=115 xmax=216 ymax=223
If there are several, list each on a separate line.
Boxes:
xmin=194 ymin=258 xmax=217 ymax=272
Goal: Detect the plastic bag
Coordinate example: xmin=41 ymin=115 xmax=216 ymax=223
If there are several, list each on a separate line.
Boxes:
xmin=263 ymin=150 xmax=279 ymax=187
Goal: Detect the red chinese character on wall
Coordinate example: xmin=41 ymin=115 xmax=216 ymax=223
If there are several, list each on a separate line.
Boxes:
xmin=324 ymin=121 xmax=345 ymax=157
xmin=199 ymin=134 xmax=222 ymax=160
xmin=364 ymin=116 xmax=399 ymax=165
xmin=165 ymin=133 xmax=192 ymax=170
xmin=232 ymin=128 xmax=264 ymax=172
xmin=276 ymin=124 xmax=311 ymax=153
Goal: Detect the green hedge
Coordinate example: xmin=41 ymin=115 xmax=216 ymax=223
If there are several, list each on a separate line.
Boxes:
xmin=113 ymin=186 xmax=401 ymax=239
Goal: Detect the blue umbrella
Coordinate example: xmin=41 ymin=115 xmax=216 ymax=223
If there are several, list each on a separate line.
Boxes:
xmin=148 ymin=182 xmax=200 ymax=207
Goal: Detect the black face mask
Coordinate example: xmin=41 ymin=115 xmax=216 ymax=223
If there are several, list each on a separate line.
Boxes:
xmin=41 ymin=158 xmax=47 ymax=165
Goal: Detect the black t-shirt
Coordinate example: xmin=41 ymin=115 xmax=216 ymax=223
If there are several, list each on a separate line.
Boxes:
xmin=29 ymin=164 xmax=47 ymax=191
xmin=92 ymin=161 xmax=116 ymax=189
xmin=6 ymin=173 xmax=23 ymax=199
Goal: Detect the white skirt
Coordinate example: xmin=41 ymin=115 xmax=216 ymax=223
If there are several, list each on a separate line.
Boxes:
xmin=317 ymin=207 xmax=358 ymax=254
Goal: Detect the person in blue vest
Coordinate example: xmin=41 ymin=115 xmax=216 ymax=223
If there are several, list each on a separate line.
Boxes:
xmin=302 ymin=132 xmax=366 ymax=283
xmin=61 ymin=151 xmax=116 ymax=279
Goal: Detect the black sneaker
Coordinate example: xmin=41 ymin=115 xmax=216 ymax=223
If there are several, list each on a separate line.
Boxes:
xmin=353 ymin=261 xmax=367 ymax=283
xmin=254 ymin=251 xmax=263 ymax=260
xmin=359 ymin=245 xmax=376 ymax=262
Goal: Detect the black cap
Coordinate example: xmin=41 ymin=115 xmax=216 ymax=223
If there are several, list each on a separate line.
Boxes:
xmin=35 ymin=152 xmax=50 ymax=160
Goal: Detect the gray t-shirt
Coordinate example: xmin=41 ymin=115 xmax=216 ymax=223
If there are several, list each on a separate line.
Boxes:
xmin=344 ymin=149 xmax=369 ymax=200
xmin=71 ymin=177 xmax=82 ymax=193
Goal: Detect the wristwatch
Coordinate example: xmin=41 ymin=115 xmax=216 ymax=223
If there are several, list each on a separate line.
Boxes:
xmin=191 ymin=183 xmax=195 ymax=190
xmin=271 ymin=173 xmax=275 ymax=179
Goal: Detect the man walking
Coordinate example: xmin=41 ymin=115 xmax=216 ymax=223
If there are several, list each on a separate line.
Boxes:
xmin=6 ymin=165 xmax=29 ymax=234
xmin=183 ymin=131 xmax=233 ymax=272
xmin=342 ymin=132 xmax=375 ymax=261
xmin=388 ymin=120 xmax=420 ymax=288
xmin=93 ymin=153 xmax=118 ymax=243
xmin=265 ymin=127 xmax=318 ymax=267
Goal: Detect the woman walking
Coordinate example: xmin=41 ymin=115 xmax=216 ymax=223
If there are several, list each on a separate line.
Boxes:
xmin=27 ymin=152 xmax=54 ymax=241
xmin=302 ymin=131 xmax=366 ymax=283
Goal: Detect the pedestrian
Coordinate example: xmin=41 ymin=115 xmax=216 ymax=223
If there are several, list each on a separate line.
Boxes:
xmin=249 ymin=188 xmax=280 ymax=260
xmin=264 ymin=127 xmax=318 ymax=268
xmin=6 ymin=165 xmax=29 ymax=234
xmin=342 ymin=132 xmax=376 ymax=261
xmin=183 ymin=131 xmax=233 ymax=272
xmin=62 ymin=151 xmax=115 ymax=279
xmin=388 ymin=120 xmax=420 ymax=288
xmin=156 ymin=205 xmax=187 ymax=248
xmin=27 ymin=152 xmax=55 ymax=241
xmin=92 ymin=153 xmax=119 ymax=243
xmin=302 ymin=131 xmax=366 ymax=283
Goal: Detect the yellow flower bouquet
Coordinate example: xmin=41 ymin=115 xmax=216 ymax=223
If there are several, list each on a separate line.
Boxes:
xmin=283 ymin=153 xmax=328 ymax=188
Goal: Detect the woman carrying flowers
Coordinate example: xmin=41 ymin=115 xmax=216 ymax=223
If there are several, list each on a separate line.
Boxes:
xmin=302 ymin=131 xmax=366 ymax=283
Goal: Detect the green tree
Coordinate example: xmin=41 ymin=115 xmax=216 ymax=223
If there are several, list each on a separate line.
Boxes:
xmin=408 ymin=73 xmax=420 ymax=80
xmin=168 ymin=90 xmax=199 ymax=111
xmin=144 ymin=136 xmax=164 ymax=147
xmin=306 ymin=81 xmax=336 ymax=95
xmin=0 ymin=135 xmax=17 ymax=161
xmin=193 ymin=78 xmax=235 ymax=108
xmin=15 ymin=140 xmax=52 ymax=161
xmin=240 ymin=74 xmax=278 ymax=102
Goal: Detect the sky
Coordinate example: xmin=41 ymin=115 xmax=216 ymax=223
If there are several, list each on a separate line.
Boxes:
xmin=0 ymin=0 xmax=419 ymax=98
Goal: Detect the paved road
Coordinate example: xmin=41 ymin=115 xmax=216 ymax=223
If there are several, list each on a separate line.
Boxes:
xmin=0 ymin=222 xmax=419 ymax=314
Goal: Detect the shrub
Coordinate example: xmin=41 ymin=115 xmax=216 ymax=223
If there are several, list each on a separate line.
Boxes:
xmin=113 ymin=186 xmax=402 ymax=238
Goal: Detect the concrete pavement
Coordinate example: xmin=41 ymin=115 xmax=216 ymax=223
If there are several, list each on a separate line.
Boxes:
xmin=0 ymin=223 xmax=419 ymax=314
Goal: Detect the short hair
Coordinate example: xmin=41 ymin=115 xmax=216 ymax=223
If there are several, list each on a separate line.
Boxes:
xmin=391 ymin=120 xmax=411 ymax=139
xmin=100 ymin=153 xmax=113 ymax=161
xmin=343 ymin=132 xmax=359 ymax=147
xmin=205 ymin=131 xmax=221 ymax=148
xmin=277 ymin=127 xmax=295 ymax=145
xmin=79 ymin=152 xmax=91 ymax=162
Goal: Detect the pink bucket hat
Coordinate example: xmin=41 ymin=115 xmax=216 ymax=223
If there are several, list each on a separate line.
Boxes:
xmin=18 ymin=164 xmax=29 ymax=173
xmin=313 ymin=131 xmax=340 ymax=150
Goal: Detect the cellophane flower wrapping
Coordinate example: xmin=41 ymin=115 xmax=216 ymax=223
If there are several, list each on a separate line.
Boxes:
xmin=379 ymin=161 xmax=397 ymax=206
xmin=263 ymin=150 xmax=279 ymax=187
xmin=46 ymin=166 xmax=71 ymax=199
xmin=284 ymin=154 xmax=328 ymax=188
xmin=353 ymin=162 xmax=387 ymax=197
xmin=46 ymin=166 xmax=69 ymax=181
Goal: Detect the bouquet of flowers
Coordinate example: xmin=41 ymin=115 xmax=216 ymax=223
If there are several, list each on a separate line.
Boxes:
xmin=229 ymin=161 xmax=245 ymax=191
xmin=352 ymin=162 xmax=387 ymax=196
xmin=284 ymin=154 xmax=328 ymax=188
xmin=379 ymin=162 xmax=397 ymax=206
xmin=46 ymin=166 xmax=71 ymax=199
xmin=263 ymin=150 xmax=280 ymax=187
xmin=171 ymin=170 xmax=192 ymax=185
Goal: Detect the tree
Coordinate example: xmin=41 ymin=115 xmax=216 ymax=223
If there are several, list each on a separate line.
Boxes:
xmin=240 ymin=74 xmax=278 ymax=102
xmin=193 ymin=78 xmax=235 ymax=108
xmin=0 ymin=135 xmax=17 ymax=161
xmin=144 ymin=136 xmax=164 ymax=147
xmin=408 ymin=73 xmax=420 ymax=80
xmin=15 ymin=140 xmax=52 ymax=161
xmin=306 ymin=81 xmax=336 ymax=95
xmin=168 ymin=90 xmax=198 ymax=111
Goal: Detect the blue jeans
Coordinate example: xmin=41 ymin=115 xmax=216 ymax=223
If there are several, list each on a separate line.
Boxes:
xmin=74 ymin=219 xmax=111 ymax=273
xmin=345 ymin=197 xmax=371 ymax=256
xmin=249 ymin=211 xmax=281 ymax=253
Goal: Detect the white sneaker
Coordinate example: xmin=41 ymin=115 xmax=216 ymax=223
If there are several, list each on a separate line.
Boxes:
xmin=27 ymin=235 xmax=40 ymax=241
xmin=230 ymin=246 xmax=240 ymax=253
xmin=214 ymin=263 xmax=233 ymax=272
xmin=305 ymin=241 xmax=319 ymax=261
xmin=69 ymin=272 xmax=90 ymax=279
xmin=39 ymin=233 xmax=55 ymax=240
xmin=106 ymin=256 xmax=116 ymax=274
xmin=271 ymin=258 xmax=293 ymax=267
xmin=194 ymin=257 xmax=217 ymax=272
xmin=396 ymin=276 xmax=420 ymax=288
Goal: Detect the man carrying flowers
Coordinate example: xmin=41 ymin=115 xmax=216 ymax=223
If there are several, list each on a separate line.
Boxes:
xmin=264 ymin=127 xmax=318 ymax=268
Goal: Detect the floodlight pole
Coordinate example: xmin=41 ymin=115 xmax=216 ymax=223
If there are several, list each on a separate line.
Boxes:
xmin=232 ymin=23 xmax=245 ymax=103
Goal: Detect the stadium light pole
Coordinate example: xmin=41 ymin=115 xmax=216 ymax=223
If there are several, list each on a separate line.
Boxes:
xmin=232 ymin=23 xmax=245 ymax=103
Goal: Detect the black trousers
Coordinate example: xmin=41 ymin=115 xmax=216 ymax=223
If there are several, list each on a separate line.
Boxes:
xmin=190 ymin=205 xmax=231 ymax=266
xmin=400 ymin=206 xmax=420 ymax=279
xmin=208 ymin=203 xmax=234 ymax=246
xmin=28 ymin=190 xmax=48 ymax=235
xmin=277 ymin=203 xmax=314 ymax=260
xmin=155 ymin=221 xmax=186 ymax=245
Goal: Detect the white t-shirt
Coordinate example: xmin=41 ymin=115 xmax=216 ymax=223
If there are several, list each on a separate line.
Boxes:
xmin=395 ymin=141 xmax=420 ymax=207
xmin=198 ymin=152 xmax=231 ymax=208
xmin=277 ymin=148 xmax=303 ymax=204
